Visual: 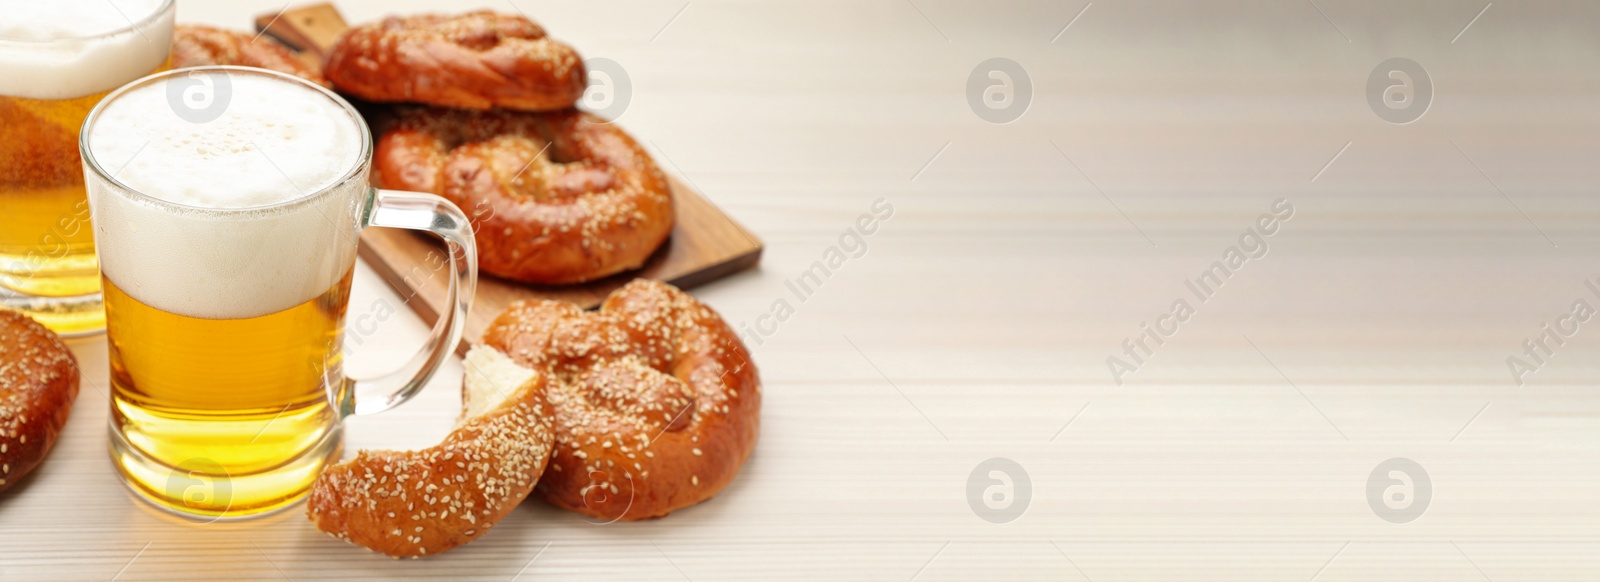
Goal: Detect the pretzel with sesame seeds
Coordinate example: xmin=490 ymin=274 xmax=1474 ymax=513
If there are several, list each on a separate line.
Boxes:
xmin=482 ymin=279 xmax=760 ymax=521
xmin=171 ymin=25 xmax=329 ymax=87
xmin=324 ymin=11 xmax=586 ymax=111
xmin=374 ymin=106 xmax=674 ymax=285
xmin=0 ymin=310 xmax=79 ymax=495
xmin=306 ymin=346 xmax=554 ymax=557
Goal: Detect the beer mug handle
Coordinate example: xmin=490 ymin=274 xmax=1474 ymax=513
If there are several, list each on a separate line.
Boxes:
xmin=341 ymin=189 xmax=479 ymax=418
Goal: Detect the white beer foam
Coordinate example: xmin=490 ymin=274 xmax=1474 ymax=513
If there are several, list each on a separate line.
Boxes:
xmin=87 ymin=71 xmax=367 ymax=320
xmin=0 ymin=0 xmax=173 ymax=99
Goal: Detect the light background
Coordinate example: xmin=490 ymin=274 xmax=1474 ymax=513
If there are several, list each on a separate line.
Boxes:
xmin=4 ymin=0 xmax=1600 ymax=579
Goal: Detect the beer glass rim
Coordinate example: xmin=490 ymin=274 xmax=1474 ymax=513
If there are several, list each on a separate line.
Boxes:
xmin=80 ymin=65 xmax=374 ymax=215
xmin=0 ymin=0 xmax=175 ymax=43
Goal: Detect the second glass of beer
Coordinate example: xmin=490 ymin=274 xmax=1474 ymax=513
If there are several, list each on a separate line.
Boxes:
xmin=81 ymin=67 xmax=478 ymax=519
xmin=0 ymin=0 xmax=175 ymax=335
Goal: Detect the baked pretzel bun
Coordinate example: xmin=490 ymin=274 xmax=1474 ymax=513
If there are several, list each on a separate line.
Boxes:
xmin=482 ymin=280 xmax=760 ymax=521
xmin=171 ymin=25 xmax=328 ymax=87
xmin=307 ymin=346 xmax=554 ymax=557
xmin=324 ymin=11 xmax=586 ymax=111
xmin=0 ymin=310 xmax=79 ymax=494
xmin=374 ymin=106 xmax=674 ymax=285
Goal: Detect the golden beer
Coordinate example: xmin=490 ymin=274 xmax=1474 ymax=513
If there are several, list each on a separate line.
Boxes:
xmin=0 ymin=80 xmax=160 ymax=294
xmin=86 ymin=67 xmax=478 ymax=520
xmin=106 ymin=270 xmax=351 ymax=516
xmin=0 ymin=0 xmax=175 ymax=335
xmin=0 ymin=91 xmax=100 ymax=294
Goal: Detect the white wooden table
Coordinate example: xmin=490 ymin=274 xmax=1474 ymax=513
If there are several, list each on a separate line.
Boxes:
xmin=5 ymin=1 xmax=1600 ymax=579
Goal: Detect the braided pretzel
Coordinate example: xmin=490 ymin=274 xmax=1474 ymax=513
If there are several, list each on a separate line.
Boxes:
xmin=324 ymin=11 xmax=586 ymax=111
xmin=482 ymin=279 xmax=760 ymax=521
xmin=374 ymin=106 xmax=674 ymax=285
xmin=0 ymin=310 xmax=79 ymax=494
xmin=171 ymin=25 xmax=328 ymax=87
xmin=307 ymin=347 xmax=554 ymax=557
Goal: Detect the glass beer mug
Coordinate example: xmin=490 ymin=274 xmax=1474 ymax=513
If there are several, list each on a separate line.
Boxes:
xmin=81 ymin=66 xmax=477 ymax=518
xmin=0 ymin=0 xmax=175 ymax=335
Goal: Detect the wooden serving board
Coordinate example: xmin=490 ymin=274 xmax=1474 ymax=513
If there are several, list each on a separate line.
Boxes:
xmin=357 ymin=184 xmax=762 ymax=346
xmin=255 ymin=4 xmax=763 ymax=347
